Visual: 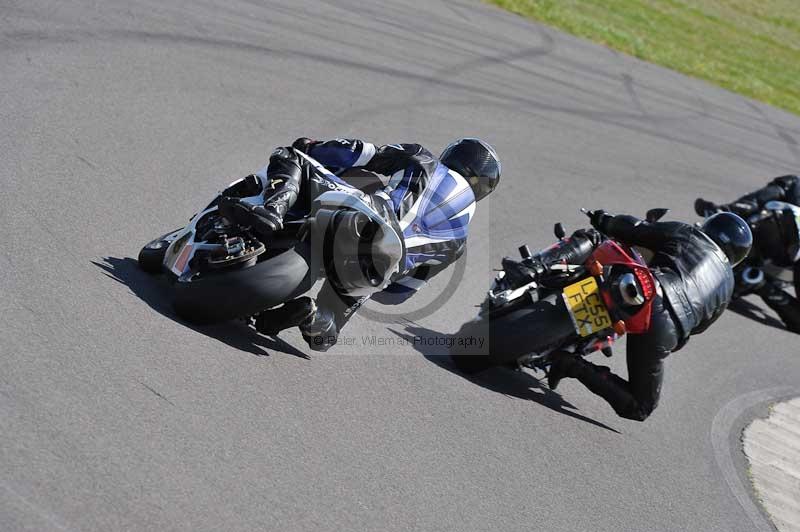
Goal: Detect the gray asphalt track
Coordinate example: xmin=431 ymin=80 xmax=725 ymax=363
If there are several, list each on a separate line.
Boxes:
xmin=2 ymin=1 xmax=800 ymax=531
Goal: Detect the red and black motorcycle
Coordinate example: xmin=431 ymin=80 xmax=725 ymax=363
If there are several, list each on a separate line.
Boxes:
xmin=449 ymin=210 xmax=663 ymax=375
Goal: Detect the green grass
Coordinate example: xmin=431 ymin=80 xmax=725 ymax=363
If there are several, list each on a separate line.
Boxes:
xmin=488 ymin=0 xmax=800 ymax=115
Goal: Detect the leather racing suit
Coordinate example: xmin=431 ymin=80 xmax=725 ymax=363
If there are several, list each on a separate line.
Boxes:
xmin=226 ymin=138 xmax=477 ymax=350
xmin=549 ymin=213 xmax=735 ymax=421
xmin=699 ymin=175 xmax=800 ymax=333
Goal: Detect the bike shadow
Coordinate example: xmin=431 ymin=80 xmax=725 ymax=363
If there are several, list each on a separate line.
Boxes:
xmin=91 ymin=257 xmax=311 ymax=360
xmin=388 ymin=323 xmax=621 ymax=434
xmin=728 ymin=296 xmax=788 ymax=332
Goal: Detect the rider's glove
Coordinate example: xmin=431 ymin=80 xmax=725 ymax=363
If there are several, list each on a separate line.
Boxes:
xmin=291 ymin=137 xmax=318 ymax=154
xmin=589 ymin=209 xmax=614 ymax=234
xmin=694 ymin=198 xmax=721 ymax=217
xmin=771 ymin=175 xmax=799 ymax=194
xmin=502 ymin=257 xmax=543 ymax=286
xmin=573 ymin=228 xmax=604 ymax=247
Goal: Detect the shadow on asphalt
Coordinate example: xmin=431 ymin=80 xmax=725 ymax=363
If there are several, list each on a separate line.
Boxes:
xmin=728 ymin=296 xmax=788 ymax=332
xmin=388 ymin=324 xmax=621 ymax=434
xmin=92 ymin=257 xmax=311 ymax=360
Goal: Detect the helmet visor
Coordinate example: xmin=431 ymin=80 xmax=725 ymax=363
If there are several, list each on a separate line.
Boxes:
xmin=468 ymin=175 xmax=498 ymax=201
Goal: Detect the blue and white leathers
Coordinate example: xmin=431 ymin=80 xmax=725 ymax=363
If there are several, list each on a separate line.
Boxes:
xmin=321 ymin=139 xmax=473 ymax=297
xmin=259 ymin=138 xmax=476 ymax=301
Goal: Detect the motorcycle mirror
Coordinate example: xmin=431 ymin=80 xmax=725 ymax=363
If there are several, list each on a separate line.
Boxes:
xmin=519 ymin=244 xmax=532 ymax=260
xmin=646 ymin=208 xmax=669 ymax=223
xmin=554 ymin=223 xmax=566 ymax=239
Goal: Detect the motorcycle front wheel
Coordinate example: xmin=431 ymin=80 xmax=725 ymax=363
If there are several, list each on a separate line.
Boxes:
xmin=449 ymin=293 xmax=575 ymax=374
xmin=172 ymin=242 xmax=314 ymax=324
xmin=137 ymin=229 xmax=183 ymax=274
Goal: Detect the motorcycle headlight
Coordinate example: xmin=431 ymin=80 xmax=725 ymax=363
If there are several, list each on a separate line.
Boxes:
xmin=146 ymin=239 xmax=167 ymax=250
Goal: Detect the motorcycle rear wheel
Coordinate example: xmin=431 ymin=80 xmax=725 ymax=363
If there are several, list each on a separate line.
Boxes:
xmin=449 ymin=293 xmax=574 ymax=374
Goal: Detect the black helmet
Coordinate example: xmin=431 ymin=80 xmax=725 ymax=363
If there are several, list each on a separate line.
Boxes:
xmin=701 ymin=212 xmax=753 ymax=266
xmin=440 ymin=138 xmax=501 ymax=201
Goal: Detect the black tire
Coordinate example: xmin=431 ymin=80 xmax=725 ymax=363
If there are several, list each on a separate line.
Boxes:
xmin=172 ymin=243 xmax=313 ymax=324
xmin=138 ymin=247 xmax=166 ymax=274
xmin=138 ymin=230 xmax=181 ymax=274
xmin=449 ymin=293 xmax=574 ymax=374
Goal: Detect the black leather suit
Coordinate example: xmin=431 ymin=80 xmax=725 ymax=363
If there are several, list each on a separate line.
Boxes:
xmin=558 ymin=214 xmax=735 ymax=421
xmin=715 ymin=175 xmax=800 ymax=333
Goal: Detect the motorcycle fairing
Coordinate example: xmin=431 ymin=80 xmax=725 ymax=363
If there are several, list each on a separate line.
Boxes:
xmin=590 ymin=240 xmax=657 ymax=334
xmin=162 ymin=154 xmax=353 ymax=277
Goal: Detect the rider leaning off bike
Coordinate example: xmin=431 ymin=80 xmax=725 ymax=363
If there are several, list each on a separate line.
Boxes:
xmin=219 ymin=137 xmax=501 ymax=351
xmin=696 ymin=174 xmax=800 ymax=333
xmin=545 ymin=210 xmax=752 ymax=421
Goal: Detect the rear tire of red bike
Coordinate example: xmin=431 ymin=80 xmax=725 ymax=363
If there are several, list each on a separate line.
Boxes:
xmin=449 ymin=293 xmax=574 ymax=373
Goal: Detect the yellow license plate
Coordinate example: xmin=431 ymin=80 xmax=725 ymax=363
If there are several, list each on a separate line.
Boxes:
xmin=562 ymin=277 xmax=613 ymax=337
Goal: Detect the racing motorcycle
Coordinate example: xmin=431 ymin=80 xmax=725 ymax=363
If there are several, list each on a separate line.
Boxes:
xmin=137 ymin=154 xmax=402 ymax=324
xmin=449 ymin=210 xmax=663 ymax=375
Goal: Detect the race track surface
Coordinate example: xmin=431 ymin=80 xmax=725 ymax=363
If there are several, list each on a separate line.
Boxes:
xmin=2 ymin=1 xmax=800 ymax=530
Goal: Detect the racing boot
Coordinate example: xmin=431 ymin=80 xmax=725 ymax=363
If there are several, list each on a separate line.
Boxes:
xmin=299 ymin=306 xmax=338 ymax=352
xmin=219 ymin=147 xmax=303 ymax=236
xmin=254 ymin=297 xmax=316 ymax=336
xmin=257 ymin=185 xmax=298 ymax=233
xmin=218 ymin=197 xmax=281 ymax=237
xmin=548 ymin=354 xmax=648 ymax=416
xmin=757 ymin=282 xmax=800 ymax=333
xmin=259 ymin=146 xmax=304 ymax=232
xmin=572 ymin=358 xmax=656 ymax=420
xmin=546 ymin=352 xmax=581 ymax=390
